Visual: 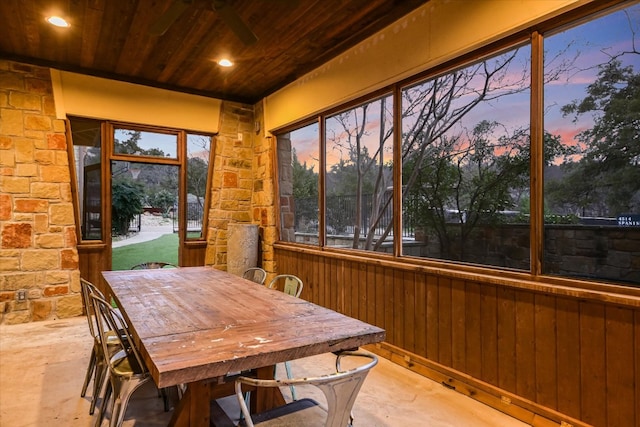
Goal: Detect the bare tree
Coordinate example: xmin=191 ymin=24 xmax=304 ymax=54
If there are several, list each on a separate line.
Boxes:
xmin=327 ymin=48 xmax=533 ymax=251
xmin=327 ymin=97 xmax=393 ymax=249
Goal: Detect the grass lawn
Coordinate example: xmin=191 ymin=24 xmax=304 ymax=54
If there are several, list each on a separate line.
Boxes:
xmin=111 ymin=233 xmax=179 ymax=270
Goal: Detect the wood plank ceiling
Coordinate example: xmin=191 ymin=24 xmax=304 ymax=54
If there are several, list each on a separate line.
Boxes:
xmin=0 ymin=0 xmax=429 ymax=103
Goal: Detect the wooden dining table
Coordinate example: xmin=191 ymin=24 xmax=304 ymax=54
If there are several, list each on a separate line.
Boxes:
xmin=101 ymin=266 xmax=386 ymax=426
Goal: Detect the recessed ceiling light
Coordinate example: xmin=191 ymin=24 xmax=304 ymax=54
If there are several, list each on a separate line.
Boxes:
xmin=218 ymin=59 xmax=233 ymax=67
xmin=46 ymin=16 xmax=70 ymax=28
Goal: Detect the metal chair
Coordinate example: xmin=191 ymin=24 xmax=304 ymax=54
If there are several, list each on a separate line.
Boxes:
xmin=266 ymin=274 xmax=303 ymax=297
xmin=265 ymin=274 xmax=304 ymax=399
xmin=91 ymin=293 xmax=155 ymax=427
xmin=130 ymin=261 xmax=177 ymax=269
xmin=242 ymin=267 xmax=267 ymax=285
xmin=235 ymin=350 xmax=378 ymax=427
xmin=80 ymin=278 xmax=121 ymax=418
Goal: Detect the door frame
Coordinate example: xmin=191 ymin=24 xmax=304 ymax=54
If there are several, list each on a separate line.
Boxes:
xmin=68 ymin=119 xmax=215 ymax=290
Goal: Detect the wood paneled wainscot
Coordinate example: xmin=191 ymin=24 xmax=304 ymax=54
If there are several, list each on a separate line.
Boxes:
xmin=274 ymin=244 xmax=640 ymax=427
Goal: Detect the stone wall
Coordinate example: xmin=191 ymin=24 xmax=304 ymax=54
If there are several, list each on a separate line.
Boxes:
xmin=252 ymin=99 xmax=278 ymax=274
xmin=276 ymin=134 xmax=296 ymax=243
xmin=0 ymin=60 xmax=82 ymax=324
xmin=545 ymin=225 xmax=640 ymax=284
xmin=205 ymin=100 xmax=277 ymax=275
xmin=0 ymin=61 xmax=283 ymax=324
xmin=411 ymin=223 xmax=639 ymax=284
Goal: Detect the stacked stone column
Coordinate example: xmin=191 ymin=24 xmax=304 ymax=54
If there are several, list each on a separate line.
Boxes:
xmin=0 ymin=60 xmax=82 ymax=324
xmin=204 ymin=101 xmax=277 ymax=275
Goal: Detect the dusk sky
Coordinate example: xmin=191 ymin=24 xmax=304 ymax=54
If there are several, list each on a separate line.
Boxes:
xmin=289 ymin=3 xmax=640 ymax=171
xmin=544 ymin=3 xmax=640 ymax=152
xmin=115 ymin=129 xmax=178 ymax=158
xmin=114 ymin=130 xmax=212 ymax=161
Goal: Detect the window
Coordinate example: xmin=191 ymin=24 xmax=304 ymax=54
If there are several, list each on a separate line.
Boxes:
xmin=275 ymin=1 xmax=640 ymax=287
xmin=278 ymin=122 xmax=319 ymax=244
xmin=113 ymin=128 xmax=178 ymax=158
xmin=69 ymin=120 xmax=214 ymax=246
xmin=401 ymin=46 xmax=531 ymax=268
xmin=69 ymin=117 xmax=102 ymax=241
xmin=110 ymin=128 xmax=180 ymax=238
xmin=543 ymin=4 xmax=640 ymax=285
xmin=186 ymin=134 xmax=213 ymax=239
xmin=325 ymin=95 xmax=394 ymax=252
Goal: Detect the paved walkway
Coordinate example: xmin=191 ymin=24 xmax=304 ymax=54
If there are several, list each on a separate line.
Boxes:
xmin=112 ymin=224 xmax=175 ymax=248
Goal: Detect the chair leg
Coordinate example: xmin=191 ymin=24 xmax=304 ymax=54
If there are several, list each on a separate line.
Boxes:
xmin=96 ymin=380 xmax=112 ymax=427
xmin=239 ymin=392 xmax=251 ymax=421
xmin=284 ymin=361 xmax=297 ymax=401
xmin=90 ymin=354 xmax=109 ymax=415
xmin=81 ymin=346 xmax=96 ymax=398
xmin=161 ymin=387 xmax=170 ymax=412
xmin=176 ymin=383 xmax=186 ymax=400
xmin=109 ymin=380 xmax=123 ymax=427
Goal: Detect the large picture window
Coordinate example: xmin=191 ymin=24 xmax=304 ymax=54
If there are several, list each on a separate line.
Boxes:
xmin=275 ymin=2 xmax=640 ymax=287
xmin=401 ymin=46 xmax=531 ymax=268
xmin=111 ymin=128 xmax=180 ymax=238
xmin=543 ymin=5 xmax=640 ymax=285
xmin=278 ymin=122 xmax=320 ymax=245
xmin=325 ymin=95 xmax=394 ymax=252
xmin=69 ymin=120 xmax=214 ymax=247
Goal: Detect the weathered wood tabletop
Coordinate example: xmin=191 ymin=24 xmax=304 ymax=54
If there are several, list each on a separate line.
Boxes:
xmin=101 ymin=266 xmax=385 ymax=426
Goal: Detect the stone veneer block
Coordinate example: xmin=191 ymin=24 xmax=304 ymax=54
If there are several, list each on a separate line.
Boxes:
xmin=226 ymin=223 xmax=258 ymax=276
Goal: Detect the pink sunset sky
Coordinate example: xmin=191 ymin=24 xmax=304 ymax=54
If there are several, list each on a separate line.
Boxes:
xmin=289 ymin=4 xmax=639 ymax=170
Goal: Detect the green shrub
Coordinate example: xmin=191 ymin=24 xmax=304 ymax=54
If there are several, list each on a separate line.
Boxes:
xmin=112 ymin=180 xmax=144 ymax=236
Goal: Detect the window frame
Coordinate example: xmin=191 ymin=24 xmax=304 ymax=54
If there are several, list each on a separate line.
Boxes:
xmin=273 ymin=0 xmax=640 ymax=296
xmin=67 ymin=118 xmax=216 ymax=246
xmin=323 ymin=91 xmax=396 ymax=252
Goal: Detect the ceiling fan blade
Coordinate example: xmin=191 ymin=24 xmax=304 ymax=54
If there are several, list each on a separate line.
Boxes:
xmin=150 ymin=0 xmax=192 ymax=36
xmin=212 ymin=0 xmax=258 ymax=45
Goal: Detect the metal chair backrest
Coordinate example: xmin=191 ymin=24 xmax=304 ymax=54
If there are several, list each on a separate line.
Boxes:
xmin=242 ymin=267 xmax=267 ymax=285
xmin=130 ymin=261 xmax=177 ymax=269
xmin=90 ymin=293 xmax=148 ymax=377
xmin=235 ymin=351 xmax=377 ymax=427
xmin=80 ymin=278 xmax=104 ymax=339
xmin=267 ymin=274 xmax=303 ymax=298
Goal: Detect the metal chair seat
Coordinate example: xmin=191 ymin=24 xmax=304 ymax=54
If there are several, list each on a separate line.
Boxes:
xmin=110 ymin=350 xmax=146 ymax=377
xmin=248 ymin=398 xmax=325 ymax=426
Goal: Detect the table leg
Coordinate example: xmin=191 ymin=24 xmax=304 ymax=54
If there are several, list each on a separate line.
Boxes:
xmin=168 ymin=367 xmax=286 ymax=426
xmin=253 ymin=366 xmax=286 ymax=413
xmin=168 ymin=381 xmax=210 ymax=427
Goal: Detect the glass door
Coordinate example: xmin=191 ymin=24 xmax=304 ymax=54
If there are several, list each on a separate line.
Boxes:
xmin=110 ymin=161 xmax=179 ymax=270
xmin=109 ymin=127 xmax=181 ymax=270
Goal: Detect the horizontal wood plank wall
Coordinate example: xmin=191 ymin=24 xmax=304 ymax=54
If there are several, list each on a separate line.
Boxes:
xmin=275 ymin=247 xmax=639 ymax=427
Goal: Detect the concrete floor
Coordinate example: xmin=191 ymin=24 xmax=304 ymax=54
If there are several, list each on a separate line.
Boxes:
xmin=0 ymin=317 xmax=530 ymax=427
